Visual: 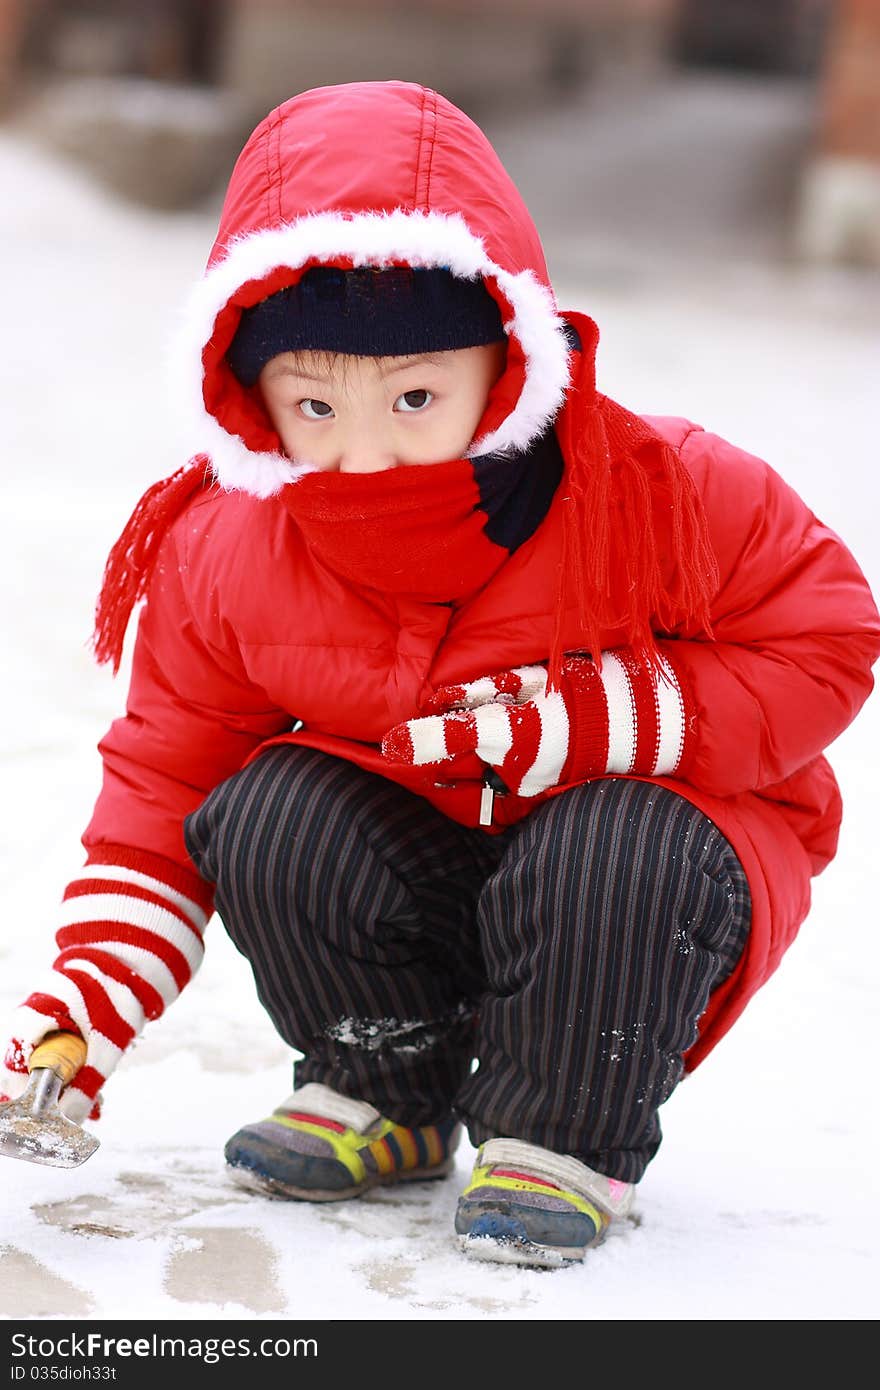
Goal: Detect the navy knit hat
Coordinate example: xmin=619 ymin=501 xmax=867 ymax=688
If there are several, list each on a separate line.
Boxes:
xmin=226 ymin=265 xmax=507 ymax=386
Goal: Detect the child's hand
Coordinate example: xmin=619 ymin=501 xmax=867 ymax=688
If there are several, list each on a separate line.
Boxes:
xmin=382 ymin=663 xmax=572 ymax=796
xmin=380 ymin=651 xmax=694 ymax=797
xmin=3 ymin=1005 xmax=102 ymax=1123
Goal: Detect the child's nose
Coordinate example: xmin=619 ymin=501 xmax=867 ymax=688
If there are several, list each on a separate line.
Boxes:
xmin=338 ymin=444 xmax=397 ymax=473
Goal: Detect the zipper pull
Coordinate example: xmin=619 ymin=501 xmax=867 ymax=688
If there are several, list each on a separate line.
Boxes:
xmin=479 ymin=767 xmax=508 ymax=827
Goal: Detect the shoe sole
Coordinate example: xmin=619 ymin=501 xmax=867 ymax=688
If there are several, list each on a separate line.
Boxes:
xmin=226 ymin=1155 xmax=456 ymax=1202
xmin=456 ymin=1231 xmax=582 ymax=1269
xmin=455 ymin=1207 xmax=606 ymax=1268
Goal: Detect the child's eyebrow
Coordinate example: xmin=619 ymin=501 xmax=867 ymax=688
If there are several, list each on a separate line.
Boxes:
xmin=265 ymin=355 xmax=449 ymax=385
xmin=272 ymin=367 xmax=331 ymax=384
xmin=377 ymin=355 xmax=449 ymax=376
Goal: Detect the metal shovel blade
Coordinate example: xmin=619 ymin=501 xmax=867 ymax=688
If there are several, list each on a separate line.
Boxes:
xmin=0 ymin=1069 xmax=100 ymax=1168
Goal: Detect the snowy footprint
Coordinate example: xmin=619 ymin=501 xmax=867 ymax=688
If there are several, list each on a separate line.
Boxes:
xmin=0 ymin=1245 xmax=94 ymax=1319
xmin=163 ymin=1226 xmax=285 ymax=1313
xmin=32 ymin=1155 xmax=253 ymax=1241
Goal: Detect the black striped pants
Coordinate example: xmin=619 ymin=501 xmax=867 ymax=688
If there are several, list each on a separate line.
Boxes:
xmin=184 ymin=745 xmax=750 ymax=1182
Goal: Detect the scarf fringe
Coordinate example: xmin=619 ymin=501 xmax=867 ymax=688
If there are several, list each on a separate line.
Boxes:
xmin=549 ymin=390 xmax=718 ymax=687
xmin=92 ymin=457 xmax=213 ymax=674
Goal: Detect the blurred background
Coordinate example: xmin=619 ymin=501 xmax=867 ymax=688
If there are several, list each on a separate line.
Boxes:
xmin=0 ymin=0 xmax=877 ymax=267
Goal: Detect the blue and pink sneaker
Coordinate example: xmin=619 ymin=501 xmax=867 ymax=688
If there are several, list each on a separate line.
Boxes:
xmin=454 ymin=1137 xmax=635 ymax=1268
xmin=224 ymin=1082 xmax=461 ymax=1200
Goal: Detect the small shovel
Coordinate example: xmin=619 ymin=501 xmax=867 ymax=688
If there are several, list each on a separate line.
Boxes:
xmin=0 ymin=1031 xmax=99 ymax=1168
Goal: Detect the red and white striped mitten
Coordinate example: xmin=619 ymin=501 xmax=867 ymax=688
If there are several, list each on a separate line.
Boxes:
xmin=381 ymin=649 xmax=694 ymax=797
xmin=1 ymin=853 xmax=211 ymax=1123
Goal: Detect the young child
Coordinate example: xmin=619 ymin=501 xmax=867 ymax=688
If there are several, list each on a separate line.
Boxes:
xmin=3 ymin=79 xmax=879 ymax=1270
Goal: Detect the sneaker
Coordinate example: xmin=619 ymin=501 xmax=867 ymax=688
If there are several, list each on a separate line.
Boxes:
xmin=224 ymin=1081 xmax=461 ymax=1201
xmin=454 ymin=1137 xmax=635 ymax=1268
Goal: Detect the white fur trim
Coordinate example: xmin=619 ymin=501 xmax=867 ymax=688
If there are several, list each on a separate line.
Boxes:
xmin=169 ymin=210 xmax=572 ymax=497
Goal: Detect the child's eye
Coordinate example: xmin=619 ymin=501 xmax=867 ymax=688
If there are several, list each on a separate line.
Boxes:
xmin=299 ymin=398 xmax=334 ymax=419
xmin=394 ymin=389 xmax=433 ymax=413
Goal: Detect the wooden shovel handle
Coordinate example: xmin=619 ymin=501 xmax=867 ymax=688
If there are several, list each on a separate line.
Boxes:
xmin=28 ymin=1031 xmax=87 ymax=1085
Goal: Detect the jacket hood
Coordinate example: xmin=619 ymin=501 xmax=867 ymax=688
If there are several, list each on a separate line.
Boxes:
xmin=174 ymin=80 xmax=573 ymax=497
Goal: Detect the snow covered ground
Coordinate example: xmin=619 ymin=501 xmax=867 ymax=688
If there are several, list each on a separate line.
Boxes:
xmin=1 ymin=74 xmax=879 ymax=1327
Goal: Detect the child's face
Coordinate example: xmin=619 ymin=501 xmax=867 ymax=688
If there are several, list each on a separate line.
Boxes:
xmin=258 ymin=342 xmax=506 ymax=472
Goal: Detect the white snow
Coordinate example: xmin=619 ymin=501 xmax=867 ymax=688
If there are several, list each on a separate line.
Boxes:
xmin=1 ymin=77 xmax=879 ymax=1326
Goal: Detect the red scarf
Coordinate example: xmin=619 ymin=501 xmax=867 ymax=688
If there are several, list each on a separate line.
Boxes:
xmin=284 ymin=456 xmax=529 ymax=601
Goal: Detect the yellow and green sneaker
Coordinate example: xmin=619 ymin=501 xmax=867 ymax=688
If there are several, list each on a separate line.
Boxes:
xmin=454 ymin=1137 xmax=635 ymax=1268
xmin=224 ymin=1082 xmax=461 ymax=1200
